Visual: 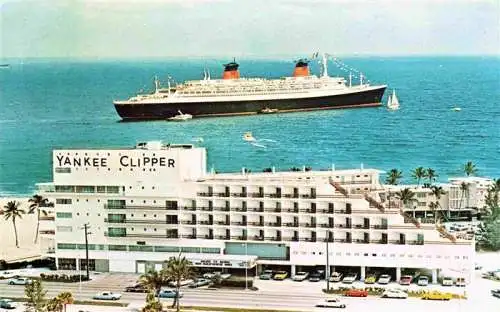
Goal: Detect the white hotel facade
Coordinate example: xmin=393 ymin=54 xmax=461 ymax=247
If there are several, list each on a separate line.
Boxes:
xmin=36 ymin=141 xmax=474 ymax=283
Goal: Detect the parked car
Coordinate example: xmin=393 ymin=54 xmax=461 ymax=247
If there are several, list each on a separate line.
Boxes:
xmin=315 ymin=269 xmax=326 ymax=279
xmin=345 ymin=289 xmax=368 ymax=297
xmin=308 ymin=272 xmax=322 ymax=282
xmin=93 ymin=292 xmax=122 ymax=300
xmin=203 ymin=271 xmax=231 ymax=280
xmin=381 ymin=289 xmax=408 ymax=299
xmin=0 ymin=299 xmax=17 ymax=309
xmin=491 ymin=289 xmax=500 ymax=298
xmin=315 ymin=296 xmax=346 ymax=308
xmin=273 ymin=271 xmax=288 ymax=280
xmin=377 ymin=274 xmax=391 ymax=285
xmin=125 ymin=283 xmax=148 ymax=293
xmin=7 ymin=277 xmax=32 ymax=285
xmin=188 ymin=278 xmax=210 ymax=288
xmin=292 ymin=271 xmax=309 ymax=282
xmin=455 ymin=277 xmax=466 ymax=287
xmin=442 ymin=277 xmax=454 ymax=286
xmin=329 ymin=272 xmax=343 ymax=282
xmin=259 ymin=270 xmax=274 ymax=280
xmin=417 ymin=276 xmax=429 ymax=286
xmin=421 ymin=291 xmax=452 ymax=301
xmin=168 ymin=279 xmax=193 ymax=287
xmin=364 ymin=275 xmax=377 ymax=284
xmin=157 ymin=289 xmax=183 ymax=298
xmin=399 ymin=275 xmax=413 ymax=286
xmin=342 ymin=273 xmax=357 ymax=284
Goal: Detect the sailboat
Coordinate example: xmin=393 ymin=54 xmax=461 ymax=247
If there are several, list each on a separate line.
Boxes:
xmin=387 ymin=89 xmax=400 ymax=110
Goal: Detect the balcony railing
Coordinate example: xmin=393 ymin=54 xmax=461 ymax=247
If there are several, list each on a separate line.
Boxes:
xmin=299 ymin=209 xmax=317 ymax=213
xmin=299 ymin=237 xmax=317 ymax=242
xmin=213 ymin=207 xmax=230 ymax=212
xmin=250 ymin=193 xmax=264 ymax=198
xmin=198 ymin=235 xmax=214 ymax=239
xmin=352 ymin=239 xmax=370 ymax=244
xmin=181 ymin=234 xmax=196 ymax=239
xmin=230 ymin=235 xmax=247 ymax=240
xmin=372 ymin=224 xmax=388 ymax=230
xmin=198 ymin=206 xmax=214 ymax=212
xmin=335 ymin=224 xmax=352 ymax=229
xmin=283 ymin=208 xmax=299 ymax=213
xmin=197 ymin=192 xmax=213 ymax=197
xmin=282 ymin=222 xmax=298 ymax=227
xmin=334 ymin=238 xmax=352 ymax=243
xmin=265 ymin=222 xmax=281 ymax=227
xmin=249 ymin=208 xmax=264 ymax=212
xmin=230 ymin=193 xmax=247 ymax=197
xmin=264 ymin=208 xmax=282 ymax=213
xmin=283 ymin=194 xmax=299 ymax=199
xmin=104 ymin=204 xmax=177 ymax=211
xmin=318 ymin=223 xmax=331 ymax=228
xmin=353 ymin=224 xmax=369 ymax=229
xmin=231 ymin=207 xmax=248 ymax=212
xmin=215 ymin=235 xmax=230 ymax=240
xmin=370 ymin=239 xmax=388 ymax=244
xmin=265 ymin=236 xmax=282 ymax=241
xmin=105 ymin=233 xmax=179 ymax=239
xmin=181 ymin=206 xmax=196 ymax=211
xmin=248 ymin=221 xmax=264 ymax=226
xmin=197 ymin=221 xmax=213 ymax=225
xmin=214 ymin=221 xmax=230 ymax=226
xmin=230 ymin=221 xmax=247 ymax=226
xmin=180 ymin=220 xmax=196 ymax=225
xmin=300 ymin=223 xmax=316 ymax=228
xmin=105 ymin=218 xmax=178 ymax=225
xmin=334 ymin=209 xmax=352 ymax=214
xmin=251 ymin=236 xmax=265 ymax=241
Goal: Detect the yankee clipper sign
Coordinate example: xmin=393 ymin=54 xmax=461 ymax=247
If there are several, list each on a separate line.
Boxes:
xmin=55 ymin=155 xmax=176 ymax=168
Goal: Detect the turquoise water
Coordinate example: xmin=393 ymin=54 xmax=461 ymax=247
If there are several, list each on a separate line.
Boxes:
xmin=0 ymin=57 xmax=499 ymax=196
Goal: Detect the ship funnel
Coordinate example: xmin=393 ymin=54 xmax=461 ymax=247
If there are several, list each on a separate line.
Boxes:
xmin=222 ymin=59 xmax=240 ymax=79
xmin=293 ymin=59 xmax=310 ymax=77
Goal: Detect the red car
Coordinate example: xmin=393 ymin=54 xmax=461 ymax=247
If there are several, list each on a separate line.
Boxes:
xmin=345 ymin=289 xmax=368 ymax=297
xmin=399 ymin=275 xmax=413 ymax=286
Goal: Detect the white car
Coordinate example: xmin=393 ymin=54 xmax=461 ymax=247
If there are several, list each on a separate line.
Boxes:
xmin=168 ymin=279 xmax=194 ymax=287
xmin=93 ymin=292 xmax=122 ymax=300
xmin=442 ymin=277 xmax=454 ymax=286
xmin=377 ymin=274 xmax=392 ymax=285
xmin=417 ymin=276 xmax=429 ymax=286
xmin=342 ymin=273 xmax=357 ymax=284
xmin=315 ymin=297 xmax=346 ymax=308
xmin=7 ymin=277 xmax=32 ymax=285
xmin=381 ymin=289 xmax=408 ymax=299
xmin=292 ymin=271 xmax=309 ymax=281
xmin=329 ymin=272 xmax=343 ymax=282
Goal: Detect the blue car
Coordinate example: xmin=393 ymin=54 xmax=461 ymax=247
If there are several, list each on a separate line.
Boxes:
xmin=157 ymin=289 xmax=183 ymax=298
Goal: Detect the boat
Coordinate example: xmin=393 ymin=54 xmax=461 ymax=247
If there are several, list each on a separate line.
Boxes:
xmin=243 ymin=132 xmax=256 ymax=142
xmin=113 ymin=53 xmax=387 ymax=120
xmin=167 ymin=110 xmax=192 ymax=121
xmin=260 ymin=107 xmax=279 ymax=114
xmin=387 ymin=89 xmax=400 ymax=110
xmin=452 ymin=107 xmax=461 ymax=112
xmin=0 ymin=64 xmax=9 ymax=69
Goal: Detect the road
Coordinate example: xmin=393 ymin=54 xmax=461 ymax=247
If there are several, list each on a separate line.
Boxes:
xmin=0 ymin=271 xmax=498 ymax=312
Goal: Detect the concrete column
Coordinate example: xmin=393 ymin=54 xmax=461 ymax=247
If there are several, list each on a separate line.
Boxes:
xmin=396 ymin=267 xmax=401 ymax=282
xmin=291 ymin=265 xmax=296 ymax=278
xmin=432 ymin=269 xmax=438 ymax=284
xmin=360 ymin=266 xmax=366 ymax=282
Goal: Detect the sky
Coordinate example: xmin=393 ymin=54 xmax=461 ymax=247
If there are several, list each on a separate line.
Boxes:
xmin=0 ymin=0 xmax=499 ymax=58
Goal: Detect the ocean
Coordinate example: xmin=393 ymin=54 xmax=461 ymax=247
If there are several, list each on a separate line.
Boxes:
xmin=0 ymin=56 xmax=499 ymax=196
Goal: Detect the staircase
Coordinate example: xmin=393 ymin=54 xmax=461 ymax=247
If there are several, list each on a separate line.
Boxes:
xmin=328 ymin=178 xmax=348 ymax=197
xmin=364 ymin=194 xmax=385 ymax=213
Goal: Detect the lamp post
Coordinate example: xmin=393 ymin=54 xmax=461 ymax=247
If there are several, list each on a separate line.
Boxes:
xmin=80 ymin=223 xmax=91 ymax=281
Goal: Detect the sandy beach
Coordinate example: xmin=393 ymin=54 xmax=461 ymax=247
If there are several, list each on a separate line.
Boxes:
xmin=0 ymin=197 xmax=42 ymax=262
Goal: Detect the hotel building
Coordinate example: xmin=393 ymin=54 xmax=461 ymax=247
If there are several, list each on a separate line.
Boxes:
xmin=36 ymin=141 xmax=474 ymax=283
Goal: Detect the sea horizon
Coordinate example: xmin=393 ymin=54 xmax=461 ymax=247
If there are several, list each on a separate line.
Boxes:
xmin=1 ymin=56 xmax=499 ymax=196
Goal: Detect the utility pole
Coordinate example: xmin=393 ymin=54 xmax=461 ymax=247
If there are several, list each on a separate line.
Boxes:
xmin=326 ymin=238 xmax=330 ymax=291
xmin=81 ymin=223 xmax=91 ymax=281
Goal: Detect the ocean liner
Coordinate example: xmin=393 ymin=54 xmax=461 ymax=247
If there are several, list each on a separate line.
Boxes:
xmin=113 ymin=53 xmax=386 ymax=120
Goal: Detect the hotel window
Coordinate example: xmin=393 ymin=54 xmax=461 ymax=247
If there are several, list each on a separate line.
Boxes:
xmin=55 ymin=167 xmax=71 ymax=173
xmin=155 ymin=246 xmax=179 ymax=252
xmin=109 ymin=245 xmax=127 ymax=251
xmin=77 ymin=244 xmax=95 ymax=250
xmin=166 ymin=201 xmax=178 ymax=210
xmin=75 ymin=185 xmax=95 ymax=193
xmin=58 ymin=258 xmax=76 ymax=270
xmin=56 ymin=226 xmax=73 ymax=232
xmin=55 ymin=185 xmax=74 ymax=193
xmin=56 ymin=212 xmax=72 ymax=218
xmin=57 ymin=243 xmax=76 ymax=250
xmin=181 ymin=247 xmax=200 ymax=253
xmin=108 ymin=227 xmax=126 ymax=237
xmin=129 ymin=245 xmax=154 ymax=252
xmin=106 ymin=186 xmax=120 ymax=193
xmin=56 ymin=198 xmax=72 ymax=205
xmin=201 ymin=248 xmax=220 ymax=254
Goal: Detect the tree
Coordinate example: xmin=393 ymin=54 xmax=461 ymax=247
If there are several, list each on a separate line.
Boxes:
xmin=411 ymin=167 xmax=426 ymax=186
xmin=459 ymin=182 xmax=469 ymax=209
xmin=426 ymin=168 xmax=438 ymax=185
xmin=428 ymin=201 xmax=441 ymax=224
xmin=46 ymin=297 xmax=63 ymax=312
xmin=385 ymin=169 xmax=402 ymax=185
xmin=142 ymin=292 xmax=162 ymax=312
xmin=25 ymin=279 xmax=47 ymax=312
xmin=163 ymin=255 xmax=194 ymax=312
xmin=2 ymin=201 xmax=25 ymax=248
xmin=395 ymin=188 xmax=417 ymax=217
xmin=463 ymin=161 xmax=477 ymax=177
xmin=139 ymin=269 xmax=167 ymax=298
xmin=29 ymin=194 xmax=54 ymax=244
xmin=477 ymin=181 xmax=500 ymax=250
xmin=430 ymin=185 xmax=447 ymax=220
xmin=56 ymin=292 xmax=74 ymax=312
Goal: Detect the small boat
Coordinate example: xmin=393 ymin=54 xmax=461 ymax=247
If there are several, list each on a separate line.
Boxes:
xmin=168 ymin=110 xmax=192 ymax=121
xmin=387 ymin=89 xmax=400 ymax=110
xmin=261 ymin=107 xmax=279 ymax=114
xmin=243 ymin=132 xmax=256 ymax=142
xmin=0 ymin=64 xmax=9 ymax=69
xmin=452 ymin=107 xmax=462 ymax=112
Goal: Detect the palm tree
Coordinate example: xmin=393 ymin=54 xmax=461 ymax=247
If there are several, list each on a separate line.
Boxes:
xmin=46 ymin=297 xmax=63 ymax=312
xmin=56 ymin=291 xmax=74 ymax=312
xmin=29 ymin=194 xmax=53 ymax=244
xmin=430 ymin=185 xmax=447 ymax=200
xmin=463 ymin=161 xmax=477 ymax=177
xmin=139 ymin=269 xmax=167 ymax=297
xmin=428 ymin=201 xmax=441 ymax=224
xmin=411 ymin=167 xmax=426 ymax=186
xmin=395 ymin=188 xmax=417 ymax=217
xmin=426 ymin=168 xmax=438 ymax=185
xmin=163 ymin=255 xmax=194 ymax=312
xmin=385 ymin=169 xmax=402 ymax=185
xmin=2 ymin=201 xmax=25 ymax=248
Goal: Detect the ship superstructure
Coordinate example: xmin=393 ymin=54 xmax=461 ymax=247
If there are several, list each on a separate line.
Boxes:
xmin=113 ymin=53 xmax=386 ymax=120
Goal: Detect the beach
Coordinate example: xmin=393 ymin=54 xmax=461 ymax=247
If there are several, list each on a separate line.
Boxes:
xmin=0 ymin=197 xmax=42 ymax=262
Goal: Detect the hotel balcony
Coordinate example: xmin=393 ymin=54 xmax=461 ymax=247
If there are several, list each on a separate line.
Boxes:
xmin=371 ymin=224 xmax=388 ymax=230
xmin=299 ymin=237 xmax=317 ymax=242
xmin=247 ymin=221 xmax=264 ymax=227
xmin=283 ymin=236 xmax=299 ymax=242
xmin=105 ymin=232 xmax=179 ymax=239
xmin=352 ymin=224 xmax=370 ymax=230
xmin=104 ymin=204 xmax=178 ymax=211
xmin=249 ymin=207 xmax=264 ymax=212
xmin=230 ymin=221 xmax=247 ymax=226
xmin=197 ymin=192 xmax=213 ymax=197
xmin=299 ymin=208 xmax=317 ymax=214
xmin=335 ymin=224 xmax=352 ymax=229
xmin=264 ymin=207 xmax=282 ymax=213
xmin=105 ymin=218 xmax=178 ymax=225
xmin=230 ymin=193 xmax=247 ymax=197
xmin=250 ymin=193 xmax=264 ymax=198
xmin=215 ymin=235 xmax=230 ymax=240
xmin=180 ymin=220 xmax=196 ymax=225
xmin=282 ymin=222 xmax=298 ymax=228
xmin=250 ymin=235 xmax=265 ymax=241
xmin=214 ymin=221 xmax=230 ymax=226
xmin=265 ymin=222 xmax=282 ymax=227
xmin=317 ymin=223 xmax=331 ymax=228
xmin=197 ymin=220 xmax=213 ymax=225
xmin=282 ymin=208 xmax=299 ymax=213
xmin=230 ymin=235 xmax=247 ymax=241
xmin=213 ymin=207 xmax=230 ymax=212
xmin=265 ymin=236 xmax=282 ymax=241
xmin=299 ymin=223 xmax=317 ymax=228
xmin=181 ymin=206 xmax=196 ymax=211
xmin=231 ymin=207 xmax=247 ymax=212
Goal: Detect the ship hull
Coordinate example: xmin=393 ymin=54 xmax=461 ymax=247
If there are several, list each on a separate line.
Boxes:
xmin=114 ymin=86 xmax=386 ymax=120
